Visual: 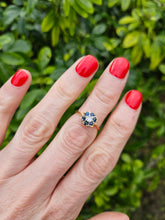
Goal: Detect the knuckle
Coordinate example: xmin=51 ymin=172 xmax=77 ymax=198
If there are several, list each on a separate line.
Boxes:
xmin=21 ymin=112 xmax=54 ymax=145
xmin=56 ymin=79 xmax=75 ymax=101
xmin=0 ymin=94 xmax=14 ymax=114
xmin=94 ymin=85 xmax=116 ymax=106
xmin=111 ymin=118 xmax=131 ymax=137
xmin=60 ymin=123 xmax=90 ymax=156
xmin=84 ymin=148 xmax=114 ymax=182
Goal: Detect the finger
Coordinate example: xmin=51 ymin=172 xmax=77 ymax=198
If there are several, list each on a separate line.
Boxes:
xmin=0 ymin=69 xmax=31 ymax=145
xmin=0 ymin=55 xmax=99 ymax=178
xmin=89 ymin=212 xmax=129 ymax=220
xmin=46 ymin=90 xmax=142 ymax=218
xmin=26 ymin=58 xmax=130 ymax=199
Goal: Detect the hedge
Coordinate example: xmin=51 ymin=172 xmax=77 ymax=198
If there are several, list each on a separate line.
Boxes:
xmin=0 ymin=0 xmax=165 ymax=219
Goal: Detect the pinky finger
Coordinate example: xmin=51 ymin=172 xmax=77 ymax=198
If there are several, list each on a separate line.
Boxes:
xmin=0 ymin=69 xmax=31 ymax=145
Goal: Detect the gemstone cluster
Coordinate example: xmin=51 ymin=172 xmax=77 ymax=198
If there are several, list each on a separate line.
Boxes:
xmin=81 ymin=112 xmax=97 ymax=127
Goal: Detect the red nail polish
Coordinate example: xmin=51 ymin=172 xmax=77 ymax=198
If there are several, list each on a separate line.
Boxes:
xmin=109 ymin=57 xmax=129 ymax=79
xmin=75 ymin=55 xmax=99 ymax=77
xmin=125 ymin=90 xmax=143 ymax=110
xmin=11 ymin=70 xmax=28 ymax=87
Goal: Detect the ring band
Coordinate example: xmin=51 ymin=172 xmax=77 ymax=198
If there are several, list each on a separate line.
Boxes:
xmin=76 ymin=111 xmax=100 ymax=131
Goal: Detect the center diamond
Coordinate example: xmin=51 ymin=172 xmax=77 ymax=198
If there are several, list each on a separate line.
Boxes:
xmin=86 ymin=115 xmax=93 ymax=123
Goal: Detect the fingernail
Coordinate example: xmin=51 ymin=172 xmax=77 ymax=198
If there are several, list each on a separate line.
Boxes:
xmin=11 ymin=70 xmax=29 ymax=87
xmin=125 ymin=90 xmax=143 ymax=110
xmin=109 ymin=57 xmax=129 ymax=79
xmin=75 ymin=55 xmax=99 ymax=77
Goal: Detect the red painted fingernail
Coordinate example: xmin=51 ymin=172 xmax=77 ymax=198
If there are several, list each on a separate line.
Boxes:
xmin=11 ymin=70 xmax=29 ymax=87
xmin=109 ymin=57 xmax=129 ymax=79
xmin=75 ymin=55 xmax=99 ymax=77
xmin=125 ymin=90 xmax=143 ymax=110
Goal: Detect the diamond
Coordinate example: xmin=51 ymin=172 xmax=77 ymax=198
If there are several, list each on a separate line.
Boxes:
xmin=86 ymin=115 xmax=93 ymax=123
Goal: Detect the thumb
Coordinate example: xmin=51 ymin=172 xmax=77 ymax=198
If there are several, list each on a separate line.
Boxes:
xmin=88 ymin=212 xmax=129 ymax=220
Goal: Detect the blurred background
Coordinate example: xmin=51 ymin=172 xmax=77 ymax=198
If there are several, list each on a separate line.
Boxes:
xmin=0 ymin=0 xmax=165 ymax=219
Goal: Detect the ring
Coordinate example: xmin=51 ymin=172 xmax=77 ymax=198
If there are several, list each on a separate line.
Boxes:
xmin=76 ymin=111 xmax=100 ymax=131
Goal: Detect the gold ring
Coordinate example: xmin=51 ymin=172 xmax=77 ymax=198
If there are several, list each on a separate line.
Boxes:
xmin=76 ymin=111 xmax=100 ymax=131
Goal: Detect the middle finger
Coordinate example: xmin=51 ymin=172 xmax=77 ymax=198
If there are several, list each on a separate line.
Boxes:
xmin=0 ymin=55 xmax=99 ymax=178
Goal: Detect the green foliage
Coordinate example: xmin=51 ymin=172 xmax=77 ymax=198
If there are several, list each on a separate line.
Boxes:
xmin=0 ymin=0 xmax=165 ymax=219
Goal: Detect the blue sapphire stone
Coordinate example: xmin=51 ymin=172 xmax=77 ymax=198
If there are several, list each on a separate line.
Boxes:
xmin=82 ymin=116 xmax=86 ymax=121
xmin=89 ymin=121 xmax=94 ymax=126
xmin=85 ymin=112 xmax=89 ymax=116
xmin=83 ymin=121 xmax=88 ymax=125
xmin=90 ymin=112 xmax=94 ymax=116
xmin=93 ymin=117 xmax=97 ymax=122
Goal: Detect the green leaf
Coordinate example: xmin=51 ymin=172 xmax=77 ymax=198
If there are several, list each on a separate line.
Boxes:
xmin=145 ymin=117 xmax=160 ymax=128
xmin=0 ymin=52 xmax=25 ymax=65
xmin=90 ymin=0 xmax=102 ymax=5
xmin=0 ymin=61 xmax=13 ymax=83
xmin=159 ymin=64 xmax=165 ymax=74
xmin=16 ymin=89 xmax=46 ymax=120
xmin=150 ymin=41 xmax=163 ymax=70
xmin=8 ymin=40 xmax=32 ymax=54
xmin=131 ymin=45 xmax=143 ymax=65
xmin=0 ymin=2 xmax=7 ymax=7
xmin=152 ymin=144 xmax=165 ymax=158
xmin=108 ymin=0 xmax=119 ymax=7
xmin=92 ymin=23 xmax=106 ymax=35
xmin=142 ymin=35 xmax=151 ymax=58
xmin=41 ymin=10 xmax=55 ymax=32
xmin=123 ymin=31 xmax=140 ymax=48
xmin=63 ymin=0 xmax=70 ymax=16
xmin=16 ymin=107 xmax=31 ymax=121
xmin=76 ymin=0 xmax=94 ymax=14
xmin=119 ymin=16 xmax=136 ymax=25
xmin=0 ymin=34 xmax=12 ymax=48
xmin=3 ymin=5 xmax=20 ymax=26
xmin=122 ymin=153 xmax=132 ymax=163
xmin=94 ymin=36 xmax=107 ymax=50
xmin=121 ymin=0 xmax=131 ymax=11
xmin=27 ymin=0 xmax=38 ymax=13
xmin=13 ymin=0 xmax=24 ymax=6
xmin=59 ymin=16 xmax=68 ymax=32
xmin=103 ymin=38 xmax=120 ymax=51
xmin=128 ymin=22 xmax=140 ymax=31
xmin=68 ymin=9 xmax=76 ymax=36
xmin=38 ymin=47 xmax=52 ymax=69
xmin=105 ymin=186 xmax=118 ymax=196
xmin=116 ymin=27 xmax=127 ymax=37
xmin=50 ymin=67 xmax=66 ymax=80
xmin=70 ymin=0 xmax=88 ymax=18
xmin=94 ymin=195 xmax=105 ymax=207
xmin=20 ymin=89 xmax=42 ymax=109
xmin=51 ymin=26 xmax=60 ymax=46
xmin=43 ymin=66 xmax=56 ymax=75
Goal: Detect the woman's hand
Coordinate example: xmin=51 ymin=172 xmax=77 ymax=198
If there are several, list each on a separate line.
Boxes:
xmin=0 ymin=55 xmax=142 ymax=220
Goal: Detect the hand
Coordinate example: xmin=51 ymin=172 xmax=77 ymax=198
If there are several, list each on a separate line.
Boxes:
xmin=0 ymin=55 xmax=142 ymax=220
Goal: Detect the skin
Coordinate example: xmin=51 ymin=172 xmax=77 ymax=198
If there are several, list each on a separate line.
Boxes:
xmin=0 ymin=56 xmax=141 ymax=220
